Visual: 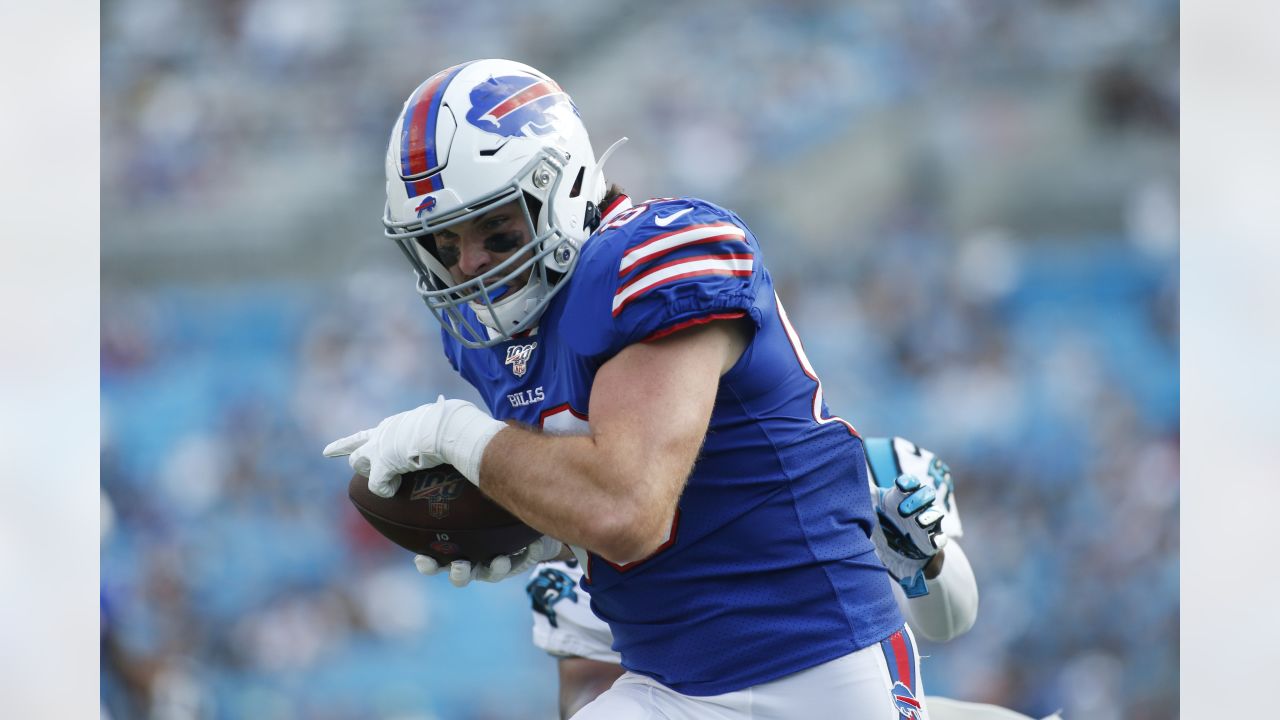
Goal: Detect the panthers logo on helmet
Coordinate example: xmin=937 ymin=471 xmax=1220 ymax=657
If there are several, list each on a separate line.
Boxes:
xmin=465 ymin=74 xmax=579 ymax=139
xmin=526 ymin=567 xmax=579 ymax=628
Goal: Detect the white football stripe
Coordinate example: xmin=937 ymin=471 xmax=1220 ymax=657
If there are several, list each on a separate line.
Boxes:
xmin=618 ymin=224 xmax=747 ymax=275
xmin=613 ymin=256 xmax=754 ymax=313
xmin=774 ymin=292 xmax=857 ymax=436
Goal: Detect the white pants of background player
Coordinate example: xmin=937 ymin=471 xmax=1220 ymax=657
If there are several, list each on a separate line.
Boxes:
xmin=530 ymin=557 xmax=1054 ymax=720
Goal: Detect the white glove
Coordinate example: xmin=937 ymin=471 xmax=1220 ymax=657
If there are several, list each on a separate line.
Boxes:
xmin=323 ymin=395 xmax=507 ymax=496
xmin=871 ymin=473 xmax=947 ymax=597
xmin=413 ymin=536 xmax=564 ymax=587
xmin=865 ymin=436 xmax=953 ymax=597
xmin=885 ymin=437 xmax=962 ymax=539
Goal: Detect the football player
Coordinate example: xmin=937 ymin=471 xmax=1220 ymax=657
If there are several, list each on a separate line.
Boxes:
xmin=528 ymin=437 xmax=1060 ymax=720
xmin=326 ymin=59 xmax=949 ymax=718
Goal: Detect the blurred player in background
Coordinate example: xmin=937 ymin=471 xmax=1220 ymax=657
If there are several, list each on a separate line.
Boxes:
xmin=529 ymin=437 xmax=1061 ymax=720
xmin=325 ymin=58 xmax=949 ymax=718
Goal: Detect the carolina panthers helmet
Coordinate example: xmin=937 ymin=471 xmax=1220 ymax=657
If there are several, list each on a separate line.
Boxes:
xmin=383 ymin=59 xmax=622 ymax=348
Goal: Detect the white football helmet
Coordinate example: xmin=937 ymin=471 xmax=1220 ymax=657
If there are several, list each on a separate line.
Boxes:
xmin=383 ymin=59 xmax=621 ymax=347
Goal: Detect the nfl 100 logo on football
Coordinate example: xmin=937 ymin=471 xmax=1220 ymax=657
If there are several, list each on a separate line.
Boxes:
xmin=504 ymin=342 xmax=537 ymax=377
xmin=410 ymin=470 xmax=467 ymax=519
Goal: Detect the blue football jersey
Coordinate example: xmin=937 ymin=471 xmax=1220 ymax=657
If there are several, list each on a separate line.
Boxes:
xmin=440 ymin=196 xmax=903 ymax=695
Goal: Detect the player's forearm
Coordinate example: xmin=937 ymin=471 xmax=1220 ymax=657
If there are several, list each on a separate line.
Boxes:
xmin=477 ymin=424 xmax=686 ymax=564
xmin=475 ymin=323 xmax=735 ymax=563
xmin=895 ymin=541 xmax=979 ymax=642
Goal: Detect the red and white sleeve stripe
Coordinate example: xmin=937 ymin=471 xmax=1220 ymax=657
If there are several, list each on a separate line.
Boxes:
xmin=612 ymin=254 xmax=754 ymax=316
xmin=618 ymin=223 xmax=747 ymax=276
xmin=612 ymin=222 xmax=754 ymax=316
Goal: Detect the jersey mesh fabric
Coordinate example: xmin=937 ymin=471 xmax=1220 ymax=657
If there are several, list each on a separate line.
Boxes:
xmin=442 ymin=197 xmax=903 ymax=695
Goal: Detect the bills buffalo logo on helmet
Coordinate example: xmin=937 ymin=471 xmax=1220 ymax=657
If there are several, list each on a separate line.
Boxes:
xmin=890 ymin=681 xmax=923 ymax=719
xmin=465 ymin=74 xmax=579 ymax=138
xmin=504 ymin=342 xmax=537 ymax=377
xmin=415 ymin=195 xmax=437 ymax=214
xmin=411 ymin=472 xmax=466 ymax=519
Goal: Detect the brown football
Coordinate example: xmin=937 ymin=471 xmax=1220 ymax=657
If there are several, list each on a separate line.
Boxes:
xmin=347 ymin=464 xmax=541 ymax=564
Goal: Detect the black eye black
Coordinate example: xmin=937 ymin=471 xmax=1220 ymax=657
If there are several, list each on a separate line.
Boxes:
xmin=484 ymin=232 xmax=521 ymax=253
xmin=436 ymin=244 xmax=460 ymax=267
xmin=423 ymin=234 xmax=460 ymax=267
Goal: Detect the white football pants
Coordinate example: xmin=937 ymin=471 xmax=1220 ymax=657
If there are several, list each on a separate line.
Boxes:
xmin=571 ymin=624 xmax=928 ymax=720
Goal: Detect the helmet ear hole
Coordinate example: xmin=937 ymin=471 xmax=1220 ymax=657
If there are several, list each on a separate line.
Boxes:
xmin=568 ymin=166 xmax=586 ymax=198
xmin=523 ymin=191 xmax=544 ymax=229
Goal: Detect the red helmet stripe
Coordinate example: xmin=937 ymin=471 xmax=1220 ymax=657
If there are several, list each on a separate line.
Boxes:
xmin=400 ymin=63 xmax=470 ymax=194
xmin=485 ymin=80 xmax=563 ymax=122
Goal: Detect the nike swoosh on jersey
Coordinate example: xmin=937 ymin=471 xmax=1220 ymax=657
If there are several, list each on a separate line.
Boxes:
xmin=653 ymin=208 xmax=694 ymax=227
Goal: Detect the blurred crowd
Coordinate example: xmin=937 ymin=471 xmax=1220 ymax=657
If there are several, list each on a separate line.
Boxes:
xmin=102 ymin=1 xmax=1179 ymax=718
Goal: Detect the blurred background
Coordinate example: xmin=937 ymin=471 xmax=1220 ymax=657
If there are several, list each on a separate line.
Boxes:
xmin=100 ymin=1 xmax=1178 ymax=718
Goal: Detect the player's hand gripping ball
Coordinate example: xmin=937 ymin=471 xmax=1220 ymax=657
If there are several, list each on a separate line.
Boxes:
xmin=347 ymin=464 xmax=545 ymax=572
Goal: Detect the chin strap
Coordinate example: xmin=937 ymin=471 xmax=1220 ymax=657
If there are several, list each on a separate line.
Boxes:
xmin=583 ymin=201 xmax=602 ymax=233
xmin=471 ymin=278 xmax=546 ymax=335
